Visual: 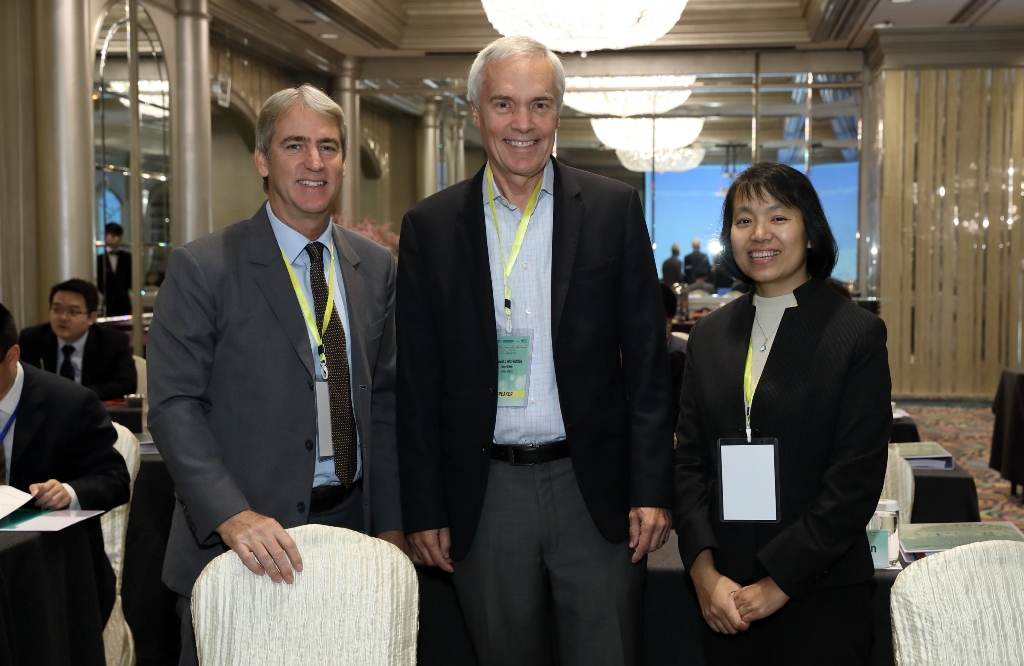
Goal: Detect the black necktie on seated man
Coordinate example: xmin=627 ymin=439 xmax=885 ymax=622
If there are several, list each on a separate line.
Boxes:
xmin=60 ymin=344 xmax=76 ymax=381
xmin=305 ymin=242 xmax=357 ymax=487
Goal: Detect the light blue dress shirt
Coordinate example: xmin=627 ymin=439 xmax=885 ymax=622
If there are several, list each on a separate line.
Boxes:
xmin=266 ymin=203 xmax=361 ymax=486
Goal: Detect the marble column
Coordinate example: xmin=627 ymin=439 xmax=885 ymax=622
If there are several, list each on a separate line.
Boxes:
xmin=418 ymin=97 xmax=441 ymax=200
xmin=34 ymin=0 xmax=94 ymax=316
xmin=333 ymin=56 xmax=361 ymax=223
xmin=174 ymin=0 xmax=212 ymax=245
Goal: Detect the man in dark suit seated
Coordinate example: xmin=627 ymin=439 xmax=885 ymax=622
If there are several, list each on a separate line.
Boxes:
xmin=18 ymin=279 xmax=137 ymax=401
xmin=97 ymin=222 xmax=133 ymax=317
xmin=0 ymin=303 xmax=129 ymax=511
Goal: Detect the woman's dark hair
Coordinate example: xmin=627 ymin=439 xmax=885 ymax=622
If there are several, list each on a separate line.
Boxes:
xmin=716 ymin=162 xmax=839 ymax=285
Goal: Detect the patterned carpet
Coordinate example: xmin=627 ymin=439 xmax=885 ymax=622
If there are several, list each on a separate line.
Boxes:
xmin=901 ymin=402 xmax=1024 ymax=527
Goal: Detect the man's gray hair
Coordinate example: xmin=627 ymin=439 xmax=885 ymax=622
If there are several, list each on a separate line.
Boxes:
xmin=466 ymin=36 xmax=565 ymax=112
xmin=255 ymin=84 xmax=348 ymax=159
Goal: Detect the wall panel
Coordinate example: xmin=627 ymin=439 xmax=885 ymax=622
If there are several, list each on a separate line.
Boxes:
xmin=879 ymin=68 xmax=1024 ymax=396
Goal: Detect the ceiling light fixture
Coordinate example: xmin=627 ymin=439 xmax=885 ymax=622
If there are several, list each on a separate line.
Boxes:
xmin=591 ymin=117 xmax=705 ymax=152
xmin=564 ymin=76 xmax=696 ymax=117
xmin=481 ymin=0 xmax=688 ymax=53
xmin=616 ymin=143 xmax=706 ymax=172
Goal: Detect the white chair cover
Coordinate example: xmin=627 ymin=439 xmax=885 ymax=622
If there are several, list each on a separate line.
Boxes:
xmin=132 ymin=355 xmax=148 ymax=434
xmin=102 ymin=423 xmax=141 ymax=666
xmin=881 ymin=446 xmax=915 ymax=522
xmin=891 ymin=540 xmax=1024 ymax=666
xmin=191 ymin=524 xmax=418 ymax=666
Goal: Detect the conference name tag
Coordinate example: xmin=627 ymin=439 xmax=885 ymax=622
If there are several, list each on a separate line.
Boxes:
xmin=496 ymin=334 xmax=530 ymax=408
xmin=315 ymin=380 xmax=334 ymax=458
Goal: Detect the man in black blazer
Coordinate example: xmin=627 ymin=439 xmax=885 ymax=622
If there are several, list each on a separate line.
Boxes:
xmin=0 ymin=303 xmax=129 ymax=512
xmin=97 ymin=222 xmax=133 ymax=317
xmin=19 ymin=279 xmax=136 ymax=401
xmin=397 ymin=36 xmax=673 ymax=666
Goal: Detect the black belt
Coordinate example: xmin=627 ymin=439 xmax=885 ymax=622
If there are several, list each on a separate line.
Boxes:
xmin=309 ymin=479 xmax=361 ymax=515
xmin=490 ymin=440 xmax=570 ymax=466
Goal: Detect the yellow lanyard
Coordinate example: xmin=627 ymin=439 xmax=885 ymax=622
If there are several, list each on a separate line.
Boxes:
xmin=280 ymin=244 xmax=337 ymax=378
xmin=486 ymin=163 xmax=544 ymax=333
xmin=742 ymin=337 xmax=758 ymax=443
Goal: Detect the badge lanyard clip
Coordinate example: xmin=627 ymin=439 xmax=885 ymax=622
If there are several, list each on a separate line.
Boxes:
xmin=281 ymin=243 xmax=337 ymax=379
xmin=742 ymin=338 xmax=758 ymax=443
xmin=486 ymin=164 xmax=543 ymax=334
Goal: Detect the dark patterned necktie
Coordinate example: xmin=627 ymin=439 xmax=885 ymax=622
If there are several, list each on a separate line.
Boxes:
xmin=305 ymin=242 xmax=356 ymax=486
xmin=60 ymin=345 xmax=75 ymax=381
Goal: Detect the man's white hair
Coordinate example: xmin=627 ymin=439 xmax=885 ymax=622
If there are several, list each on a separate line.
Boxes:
xmin=466 ymin=35 xmax=565 ymax=112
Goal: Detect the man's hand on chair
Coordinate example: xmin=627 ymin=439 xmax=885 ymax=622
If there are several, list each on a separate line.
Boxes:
xmin=217 ymin=510 xmax=303 ymax=584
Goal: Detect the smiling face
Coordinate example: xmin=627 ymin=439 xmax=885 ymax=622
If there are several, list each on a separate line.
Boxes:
xmin=729 ymin=191 xmax=810 ymax=297
xmin=472 ymin=55 xmax=559 ymax=187
xmin=49 ymin=290 xmax=98 ymax=343
xmin=255 ymin=103 xmax=345 ymax=231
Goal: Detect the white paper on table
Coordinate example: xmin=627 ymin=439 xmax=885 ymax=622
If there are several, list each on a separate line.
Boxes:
xmin=893 ymin=408 xmax=912 ymax=419
xmin=0 ymin=509 xmax=104 ymax=532
xmin=0 ymin=486 xmax=33 ymax=521
xmin=720 ymin=444 xmax=778 ymax=521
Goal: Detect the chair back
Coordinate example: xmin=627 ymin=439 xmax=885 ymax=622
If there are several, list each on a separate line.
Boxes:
xmin=881 ymin=446 xmax=915 ymax=522
xmin=132 ymin=355 xmax=148 ymax=434
xmin=891 ymin=540 xmax=1024 ymax=665
xmin=191 ymin=524 xmax=418 ymax=666
xmin=101 ymin=422 xmax=141 ymax=666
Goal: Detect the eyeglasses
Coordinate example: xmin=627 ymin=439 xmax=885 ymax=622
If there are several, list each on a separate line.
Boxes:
xmin=50 ymin=306 xmax=87 ymax=318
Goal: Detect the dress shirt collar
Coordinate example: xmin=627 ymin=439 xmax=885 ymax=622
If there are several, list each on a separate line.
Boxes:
xmin=0 ymin=362 xmax=25 ymax=418
xmin=265 ymin=201 xmax=336 ymax=264
xmin=56 ymin=330 xmax=89 ymax=356
xmin=486 ymin=159 xmax=554 ymax=212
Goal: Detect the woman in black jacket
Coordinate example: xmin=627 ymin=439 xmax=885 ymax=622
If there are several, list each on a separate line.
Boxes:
xmin=674 ymin=162 xmax=891 ymax=665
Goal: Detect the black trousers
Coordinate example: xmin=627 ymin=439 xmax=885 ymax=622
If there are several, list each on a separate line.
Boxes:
xmin=699 ymin=581 xmax=873 ymax=666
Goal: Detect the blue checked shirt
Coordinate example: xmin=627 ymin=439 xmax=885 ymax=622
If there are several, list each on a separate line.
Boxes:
xmin=483 ymin=159 xmax=567 ymax=446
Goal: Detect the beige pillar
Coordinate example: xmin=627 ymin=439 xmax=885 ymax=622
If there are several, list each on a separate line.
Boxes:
xmin=174 ymin=0 xmax=212 ymax=245
xmin=417 ymin=97 xmax=441 ymax=200
xmin=332 ymin=56 xmax=361 ymax=223
xmin=34 ymin=0 xmax=94 ymax=315
xmin=454 ymin=108 xmax=467 ymax=184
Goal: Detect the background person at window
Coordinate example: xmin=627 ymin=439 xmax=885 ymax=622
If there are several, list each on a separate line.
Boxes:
xmin=663 ymin=243 xmax=685 ymax=285
xmin=674 ymin=162 xmax=891 ymax=665
xmin=97 ymin=222 xmax=133 ymax=317
xmin=684 ymin=237 xmax=711 ymax=285
xmin=18 ymin=279 xmax=136 ymax=401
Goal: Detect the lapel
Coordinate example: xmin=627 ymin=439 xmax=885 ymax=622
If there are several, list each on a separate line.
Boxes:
xmin=455 ymin=165 xmax=499 ymax=363
xmin=753 ymin=279 xmax=826 ymax=410
xmin=332 ymin=224 xmax=367 ymax=379
xmin=80 ymin=325 xmax=100 ymax=385
xmin=11 ymin=367 xmax=45 ymax=475
xmin=550 ymin=159 xmax=584 ymax=346
xmin=248 ymin=206 xmax=316 ymax=379
xmin=40 ymin=327 xmax=58 ymax=375
xmin=721 ymin=293 xmax=757 ymax=431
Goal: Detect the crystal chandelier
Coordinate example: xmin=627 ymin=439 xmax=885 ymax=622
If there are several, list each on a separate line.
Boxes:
xmin=616 ymin=143 xmax=706 ymax=173
xmin=480 ymin=0 xmax=689 ymax=53
xmin=564 ymin=76 xmax=696 ymax=117
xmin=591 ymin=117 xmax=705 ymax=151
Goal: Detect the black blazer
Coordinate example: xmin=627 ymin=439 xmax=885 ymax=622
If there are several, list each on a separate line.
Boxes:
xmin=397 ymin=159 xmax=674 ymax=560
xmin=19 ymin=323 xmax=137 ymax=401
xmin=674 ymin=278 xmax=891 ymax=600
xmin=683 ymin=251 xmax=710 ymax=284
xmin=98 ymin=250 xmax=133 ymax=316
xmin=10 ymin=363 xmax=130 ymax=510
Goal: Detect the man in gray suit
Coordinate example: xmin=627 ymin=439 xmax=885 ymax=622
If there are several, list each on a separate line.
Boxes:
xmin=147 ymin=84 xmax=405 ymax=666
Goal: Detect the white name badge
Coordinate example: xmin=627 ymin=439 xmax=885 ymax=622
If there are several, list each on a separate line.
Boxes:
xmin=315 ymin=380 xmax=334 ymax=458
xmin=496 ymin=334 xmax=531 ymax=408
xmin=718 ymin=438 xmax=780 ymax=522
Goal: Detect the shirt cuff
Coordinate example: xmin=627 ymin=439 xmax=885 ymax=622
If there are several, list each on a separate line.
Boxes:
xmin=62 ymin=483 xmax=81 ymax=511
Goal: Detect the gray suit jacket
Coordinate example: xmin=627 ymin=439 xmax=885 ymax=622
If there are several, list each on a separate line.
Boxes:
xmin=147 ymin=204 xmax=400 ymax=597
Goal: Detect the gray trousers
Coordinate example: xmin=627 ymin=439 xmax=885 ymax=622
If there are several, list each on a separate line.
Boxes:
xmin=177 ymin=485 xmax=364 ymax=666
xmin=452 ymin=458 xmax=646 ymax=666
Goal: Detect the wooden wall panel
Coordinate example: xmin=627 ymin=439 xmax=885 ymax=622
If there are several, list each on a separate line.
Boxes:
xmin=881 ymin=67 xmax=1024 ymax=396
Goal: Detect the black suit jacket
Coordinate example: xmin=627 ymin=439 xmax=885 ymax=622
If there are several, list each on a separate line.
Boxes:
xmin=98 ymin=250 xmax=133 ymax=316
xmin=662 ymin=256 xmax=684 ymax=285
xmin=683 ymin=251 xmax=710 ymax=285
xmin=674 ymin=278 xmax=891 ymax=600
xmin=18 ymin=323 xmax=137 ymax=401
xmin=10 ymin=363 xmax=130 ymax=510
xmin=397 ymin=159 xmax=674 ymax=560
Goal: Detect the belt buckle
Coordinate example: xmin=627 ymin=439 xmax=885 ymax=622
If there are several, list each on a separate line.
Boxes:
xmin=507 ymin=446 xmax=535 ymax=466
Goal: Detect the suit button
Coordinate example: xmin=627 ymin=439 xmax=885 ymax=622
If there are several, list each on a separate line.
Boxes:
xmin=305 ymin=439 xmax=314 ymax=451
xmin=297 ymin=502 xmax=306 ymax=513
xmin=489 ymin=385 xmax=495 ymax=394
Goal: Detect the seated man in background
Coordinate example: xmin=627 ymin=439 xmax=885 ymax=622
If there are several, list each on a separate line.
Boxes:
xmin=19 ymin=279 xmax=136 ymax=401
xmin=0 ymin=303 xmax=130 ymax=511
xmin=687 ymin=268 xmax=716 ymax=294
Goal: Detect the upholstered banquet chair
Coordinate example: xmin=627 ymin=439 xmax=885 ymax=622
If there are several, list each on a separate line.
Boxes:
xmin=881 ymin=446 xmax=914 ymax=522
xmin=132 ymin=355 xmax=148 ymax=434
xmin=191 ymin=524 xmax=418 ymax=666
xmin=102 ymin=422 xmax=142 ymax=666
xmin=890 ymin=540 xmax=1024 ymax=665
